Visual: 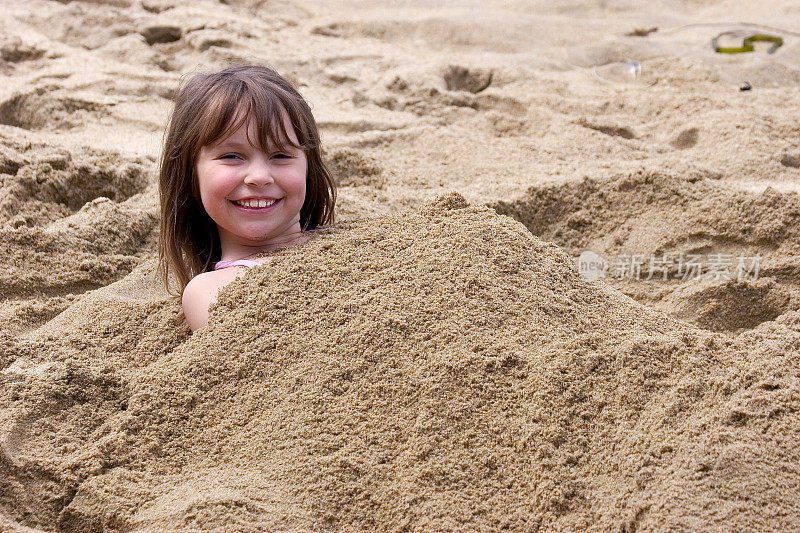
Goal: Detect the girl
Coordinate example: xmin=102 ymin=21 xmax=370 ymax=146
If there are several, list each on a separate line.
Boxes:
xmin=158 ymin=65 xmax=336 ymax=331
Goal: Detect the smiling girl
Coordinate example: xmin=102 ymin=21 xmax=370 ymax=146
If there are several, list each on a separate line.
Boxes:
xmin=158 ymin=65 xmax=336 ymax=331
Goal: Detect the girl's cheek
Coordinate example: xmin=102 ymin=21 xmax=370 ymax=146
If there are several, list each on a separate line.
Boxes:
xmin=215 ymin=170 xmax=242 ymax=191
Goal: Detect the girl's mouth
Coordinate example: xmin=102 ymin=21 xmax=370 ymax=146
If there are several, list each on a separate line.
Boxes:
xmin=231 ymin=198 xmax=281 ymax=211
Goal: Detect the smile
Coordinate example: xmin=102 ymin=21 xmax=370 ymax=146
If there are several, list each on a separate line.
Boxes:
xmin=231 ymin=197 xmax=280 ymax=209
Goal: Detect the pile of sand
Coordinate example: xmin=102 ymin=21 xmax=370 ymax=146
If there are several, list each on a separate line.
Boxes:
xmin=2 ymin=196 xmax=799 ymax=531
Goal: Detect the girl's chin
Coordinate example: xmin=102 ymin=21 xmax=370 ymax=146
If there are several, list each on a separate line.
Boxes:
xmin=234 ymin=229 xmax=302 ymax=246
xmin=219 ymin=221 xmax=304 ymax=246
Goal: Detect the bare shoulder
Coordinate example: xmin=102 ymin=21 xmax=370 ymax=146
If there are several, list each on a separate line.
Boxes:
xmin=182 ymin=267 xmax=250 ymax=331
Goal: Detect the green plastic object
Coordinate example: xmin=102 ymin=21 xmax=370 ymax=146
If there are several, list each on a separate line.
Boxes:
xmin=712 ymin=33 xmax=784 ymax=54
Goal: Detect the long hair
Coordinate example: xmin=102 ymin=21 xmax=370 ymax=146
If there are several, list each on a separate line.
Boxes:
xmin=158 ymin=65 xmax=336 ymax=295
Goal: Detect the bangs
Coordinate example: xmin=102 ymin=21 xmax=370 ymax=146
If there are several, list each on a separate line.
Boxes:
xmin=193 ymin=81 xmax=306 ymax=156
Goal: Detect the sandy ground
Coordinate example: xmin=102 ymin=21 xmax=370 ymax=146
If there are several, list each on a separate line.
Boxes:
xmin=2 ymin=0 xmax=800 ymax=530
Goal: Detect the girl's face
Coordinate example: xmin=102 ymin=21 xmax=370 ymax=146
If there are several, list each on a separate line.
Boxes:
xmin=195 ymin=113 xmax=307 ymax=257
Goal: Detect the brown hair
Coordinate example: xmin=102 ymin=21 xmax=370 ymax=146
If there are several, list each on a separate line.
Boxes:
xmin=158 ymin=65 xmax=336 ymax=295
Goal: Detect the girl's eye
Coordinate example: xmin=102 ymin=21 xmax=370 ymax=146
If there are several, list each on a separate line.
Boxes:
xmin=219 ymin=154 xmax=240 ymax=160
xmin=273 ymin=153 xmax=292 ymax=159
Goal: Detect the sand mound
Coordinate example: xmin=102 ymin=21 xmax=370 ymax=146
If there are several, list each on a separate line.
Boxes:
xmin=2 ymin=196 xmax=799 ymax=531
xmin=492 ymin=170 xmax=800 ymax=332
xmin=0 ymin=145 xmax=149 ymax=226
xmin=0 ymin=140 xmax=157 ymax=335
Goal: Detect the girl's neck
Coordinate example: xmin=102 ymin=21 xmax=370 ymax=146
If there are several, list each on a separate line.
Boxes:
xmin=219 ymin=230 xmax=311 ymax=262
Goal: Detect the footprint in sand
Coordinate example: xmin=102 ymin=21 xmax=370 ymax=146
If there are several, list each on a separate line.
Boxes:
xmin=443 ymin=65 xmax=493 ymax=94
xmin=578 ymin=118 xmax=636 ymax=139
xmin=671 ymin=127 xmax=699 ymax=149
xmin=140 ymin=25 xmax=182 ymax=45
xmin=185 ymin=30 xmax=233 ymax=52
xmin=780 ymin=152 xmax=800 ymax=168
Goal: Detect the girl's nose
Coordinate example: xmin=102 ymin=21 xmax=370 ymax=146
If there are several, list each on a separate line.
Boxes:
xmin=243 ymin=160 xmax=274 ymax=187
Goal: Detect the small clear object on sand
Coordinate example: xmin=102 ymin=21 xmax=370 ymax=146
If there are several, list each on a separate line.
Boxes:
xmin=592 ymin=60 xmax=642 ymax=83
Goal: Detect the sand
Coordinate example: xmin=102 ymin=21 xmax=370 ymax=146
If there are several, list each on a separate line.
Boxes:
xmin=2 ymin=0 xmax=800 ymax=531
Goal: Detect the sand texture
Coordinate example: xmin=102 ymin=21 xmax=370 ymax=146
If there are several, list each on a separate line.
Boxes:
xmin=2 ymin=0 xmax=800 ymax=531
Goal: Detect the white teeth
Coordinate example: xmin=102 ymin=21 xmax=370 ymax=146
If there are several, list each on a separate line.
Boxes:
xmin=235 ymin=198 xmax=277 ymax=208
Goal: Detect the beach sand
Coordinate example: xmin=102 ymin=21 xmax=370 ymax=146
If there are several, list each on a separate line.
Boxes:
xmin=2 ymin=0 xmax=800 ymax=530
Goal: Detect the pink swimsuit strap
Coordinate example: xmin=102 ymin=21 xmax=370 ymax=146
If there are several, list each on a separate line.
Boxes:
xmin=212 ymin=259 xmax=260 ymax=270
xmin=211 ymin=228 xmax=339 ymax=271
